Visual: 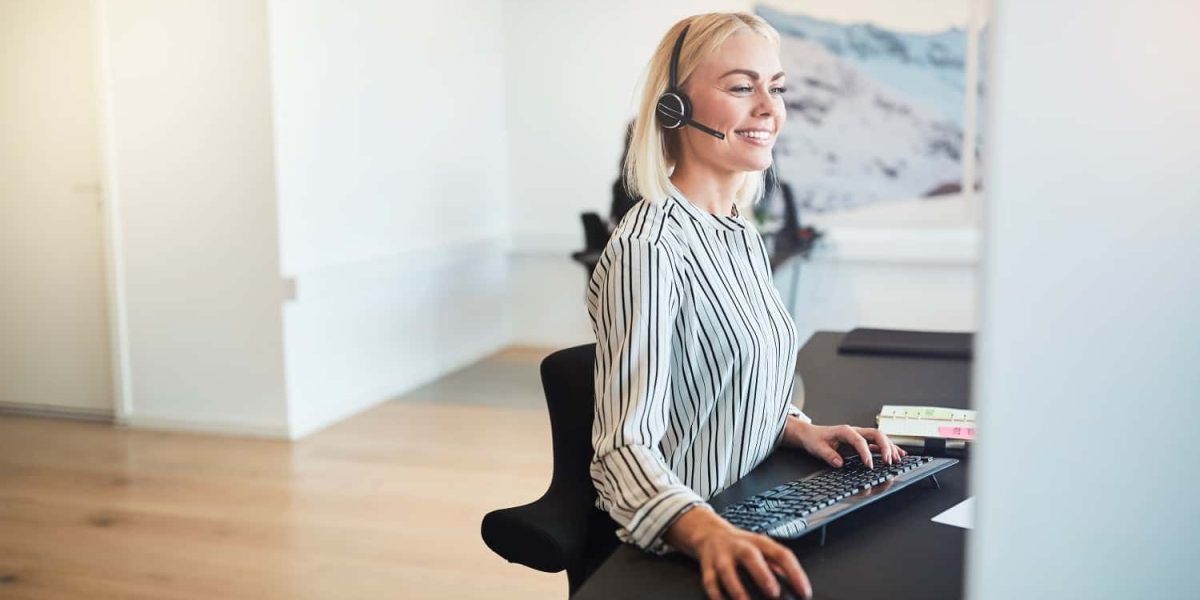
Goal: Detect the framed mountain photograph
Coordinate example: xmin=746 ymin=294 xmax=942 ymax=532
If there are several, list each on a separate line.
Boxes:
xmin=756 ymin=1 xmax=987 ymax=230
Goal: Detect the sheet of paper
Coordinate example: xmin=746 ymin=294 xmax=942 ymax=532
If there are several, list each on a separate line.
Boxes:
xmin=931 ymin=497 xmax=974 ymax=530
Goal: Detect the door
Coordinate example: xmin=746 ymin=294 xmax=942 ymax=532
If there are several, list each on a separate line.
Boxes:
xmin=0 ymin=0 xmax=113 ymax=416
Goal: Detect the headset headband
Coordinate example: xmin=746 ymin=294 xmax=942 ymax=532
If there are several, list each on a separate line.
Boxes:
xmin=669 ymin=25 xmax=689 ymax=91
xmin=656 ymin=23 xmax=725 ymax=140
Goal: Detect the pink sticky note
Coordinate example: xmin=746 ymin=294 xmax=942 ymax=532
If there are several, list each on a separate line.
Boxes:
xmin=938 ymin=426 xmax=976 ymax=440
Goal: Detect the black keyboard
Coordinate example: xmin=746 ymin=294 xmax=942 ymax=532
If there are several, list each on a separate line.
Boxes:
xmin=719 ymin=454 xmax=958 ymax=539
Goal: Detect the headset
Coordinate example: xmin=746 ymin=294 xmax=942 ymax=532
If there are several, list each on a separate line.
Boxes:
xmin=655 ymin=25 xmax=726 ymax=140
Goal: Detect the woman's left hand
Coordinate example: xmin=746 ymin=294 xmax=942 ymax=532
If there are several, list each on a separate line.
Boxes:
xmin=782 ymin=420 xmax=906 ymax=469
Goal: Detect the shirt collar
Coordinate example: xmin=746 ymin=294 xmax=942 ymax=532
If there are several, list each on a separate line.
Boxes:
xmin=667 ymin=194 xmax=750 ymax=232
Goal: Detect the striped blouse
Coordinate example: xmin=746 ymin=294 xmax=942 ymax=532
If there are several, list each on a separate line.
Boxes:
xmin=586 ymin=194 xmax=810 ymax=554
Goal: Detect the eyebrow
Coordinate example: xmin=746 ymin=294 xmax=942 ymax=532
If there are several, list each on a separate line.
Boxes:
xmin=719 ymin=68 xmax=786 ymax=81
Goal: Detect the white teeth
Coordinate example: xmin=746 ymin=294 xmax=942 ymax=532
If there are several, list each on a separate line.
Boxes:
xmin=737 ymin=130 xmax=771 ymax=140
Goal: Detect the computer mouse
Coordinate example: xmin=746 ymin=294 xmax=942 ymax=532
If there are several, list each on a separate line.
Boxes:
xmin=737 ymin=567 xmax=806 ymax=600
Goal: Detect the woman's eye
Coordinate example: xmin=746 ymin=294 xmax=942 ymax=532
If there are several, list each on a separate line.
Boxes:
xmin=730 ymin=85 xmax=789 ymax=95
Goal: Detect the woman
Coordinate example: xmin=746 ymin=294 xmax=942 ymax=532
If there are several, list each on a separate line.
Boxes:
xmin=586 ymin=13 xmax=905 ymax=600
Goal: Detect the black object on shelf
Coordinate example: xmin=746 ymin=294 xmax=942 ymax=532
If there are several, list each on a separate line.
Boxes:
xmin=837 ymin=328 xmax=974 ymax=360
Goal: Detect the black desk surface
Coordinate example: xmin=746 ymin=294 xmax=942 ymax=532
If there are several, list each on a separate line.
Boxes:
xmin=572 ymin=331 xmax=973 ymax=600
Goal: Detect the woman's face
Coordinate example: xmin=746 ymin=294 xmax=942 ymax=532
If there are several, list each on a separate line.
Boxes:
xmin=678 ymin=31 xmax=786 ymax=173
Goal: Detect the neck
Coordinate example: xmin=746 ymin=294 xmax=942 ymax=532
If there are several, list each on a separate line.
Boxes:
xmin=670 ymin=156 xmax=743 ymax=217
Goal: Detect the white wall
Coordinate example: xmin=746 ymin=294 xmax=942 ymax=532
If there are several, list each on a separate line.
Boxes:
xmin=503 ymin=0 xmax=745 ymax=248
xmin=969 ymin=1 xmax=1199 ymax=598
xmin=777 ymin=249 xmax=977 ymax=344
xmin=93 ymin=0 xmax=513 ymax=440
xmin=268 ymin=0 xmax=512 ymax=437
xmin=98 ymin=0 xmax=290 ymax=436
xmin=502 ymin=0 xmax=978 ymax=348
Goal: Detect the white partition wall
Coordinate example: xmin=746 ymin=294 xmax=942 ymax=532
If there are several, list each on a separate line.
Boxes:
xmin=99 ymin=0 xmax=290 ymax=436
xmin=969 ymin=1 xmax=1200 ymax=597
xmin=267 ymin=0 xmax=512 ymax=438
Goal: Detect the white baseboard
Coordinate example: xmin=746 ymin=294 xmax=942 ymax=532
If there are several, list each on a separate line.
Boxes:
xmin=0 ymin=401 xmax=115 ymax=423
xmin=118 ymin=413 xmax=291 ymax=440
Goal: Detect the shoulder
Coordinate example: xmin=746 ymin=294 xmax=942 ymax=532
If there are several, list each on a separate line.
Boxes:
xmin=594 ymin=200 xmax=685 ymax=285
xmin=609 ymin=198 xmax=681 ymax=248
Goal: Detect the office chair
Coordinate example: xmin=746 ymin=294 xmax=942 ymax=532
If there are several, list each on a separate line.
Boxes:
xmin=582 ymin=212 xmax=610 ymax=252
xmin=480 ymin=344 xmax=621 ymax=595
xmin=570 ymin=213 xmax=610 ymax=278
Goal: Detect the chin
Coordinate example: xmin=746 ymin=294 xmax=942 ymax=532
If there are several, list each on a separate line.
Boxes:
xmin=734 ymin=154 xmax=774 ymax=173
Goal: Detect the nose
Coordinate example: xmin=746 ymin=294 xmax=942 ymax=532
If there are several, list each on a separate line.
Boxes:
xmin=753 ymin=86 xmax=781 ymax=120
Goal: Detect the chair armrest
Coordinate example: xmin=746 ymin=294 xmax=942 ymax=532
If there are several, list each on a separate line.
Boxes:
xmin=481 ymin=484 xmax=596 ymax=573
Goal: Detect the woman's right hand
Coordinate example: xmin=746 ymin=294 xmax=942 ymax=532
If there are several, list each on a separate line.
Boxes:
xmin=665 ymin=506 xmax=812 ymax=600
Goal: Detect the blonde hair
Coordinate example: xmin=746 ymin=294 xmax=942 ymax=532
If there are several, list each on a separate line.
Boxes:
xmin=624 ymin=13 xmax=782 ymax=210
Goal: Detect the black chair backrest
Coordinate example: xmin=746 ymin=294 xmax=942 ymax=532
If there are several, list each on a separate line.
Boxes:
xmin=581 ymin=212 xmax=610 ymax=252
xmin=542 ymin=344 xmax=620 ymax=590
xmin=542 ymin=344 xmax=600 ymax=499
xmin=480 ymin=344 xmax=619 ymax=594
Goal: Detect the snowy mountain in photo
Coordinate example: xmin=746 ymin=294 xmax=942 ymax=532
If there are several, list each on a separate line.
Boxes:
xmin=757 ymin=5 xmax=967 ymax=127
xmin=756 ymin=5 xmax=969 ymax=212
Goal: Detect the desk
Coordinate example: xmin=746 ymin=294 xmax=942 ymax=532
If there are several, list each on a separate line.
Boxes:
xmin=572 ymin=331 xmax=972 ymax=600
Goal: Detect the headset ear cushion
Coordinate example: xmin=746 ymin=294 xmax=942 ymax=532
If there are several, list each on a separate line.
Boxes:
xmin=655 ymin=91 xmax=691 ymax=129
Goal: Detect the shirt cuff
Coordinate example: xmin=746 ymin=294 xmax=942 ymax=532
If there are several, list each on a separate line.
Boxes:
xmin=788 ymin=403 xmax=812 ymax=423
xmin=619 ymin=487 xmax=708 ymax=554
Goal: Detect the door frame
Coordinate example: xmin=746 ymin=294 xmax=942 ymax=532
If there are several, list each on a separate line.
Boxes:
xmin=93 ymin=0 xmax=132 ymax=422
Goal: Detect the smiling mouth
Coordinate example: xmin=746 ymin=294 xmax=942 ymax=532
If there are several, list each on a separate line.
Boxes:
xmin=734 ymin=129 xmax=774 ymax=144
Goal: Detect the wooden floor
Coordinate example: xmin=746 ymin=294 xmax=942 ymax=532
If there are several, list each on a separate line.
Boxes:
xmin=0 ymin=348 xmax=567 ymax=599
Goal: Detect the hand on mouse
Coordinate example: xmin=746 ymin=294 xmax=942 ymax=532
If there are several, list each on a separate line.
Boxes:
xmin=665 ymin=505 xmax=812 ymax=600
xmin=780 ymin=419 xmax=905 ymax=469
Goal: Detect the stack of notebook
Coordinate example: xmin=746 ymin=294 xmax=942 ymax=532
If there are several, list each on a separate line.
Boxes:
xmin=877 ymin=405 xmax=976 ymax=451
